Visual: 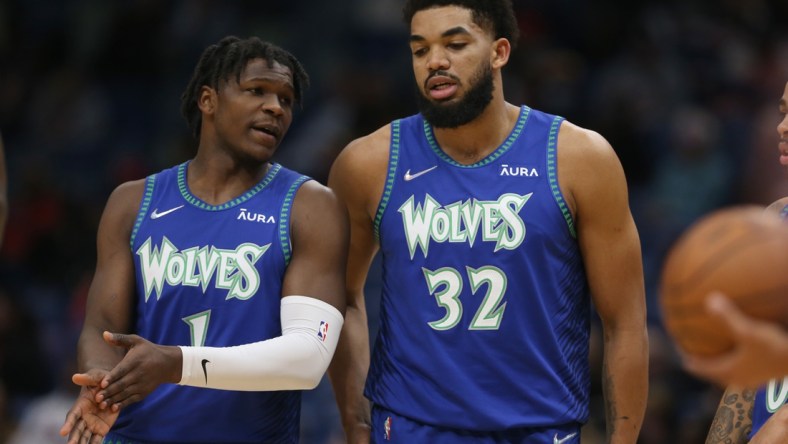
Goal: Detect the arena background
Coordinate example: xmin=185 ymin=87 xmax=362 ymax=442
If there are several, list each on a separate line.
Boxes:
xmin=0 ymin=0 xmax=787 ymax=442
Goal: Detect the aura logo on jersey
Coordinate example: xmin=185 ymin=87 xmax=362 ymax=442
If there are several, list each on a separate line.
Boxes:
xmin=398 ymin=193 xmax=531 ymax=259
xmin=237 ymin=208 xmax=276 ymax=223
xmin=499 ymin=164 xmax=539 ymax=177
xmin=137 ymin=236 xmax=270 ymax=302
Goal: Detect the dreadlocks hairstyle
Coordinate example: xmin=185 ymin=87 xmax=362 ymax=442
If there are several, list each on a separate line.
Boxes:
xmin=180 ymin=36 xmax=310 ymax=139
xmin=402 ymin=0 xmax=519 ymax=48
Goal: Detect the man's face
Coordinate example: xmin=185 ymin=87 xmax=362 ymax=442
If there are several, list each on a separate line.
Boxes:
xmin=210 ymin=58 xmax=295 ymax=160
xmin=409 ymin=6 xmax=496 ymax=128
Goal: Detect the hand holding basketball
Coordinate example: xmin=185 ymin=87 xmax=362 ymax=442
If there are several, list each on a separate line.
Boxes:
xmin=659 ymin=206 xmax=788 ymax=357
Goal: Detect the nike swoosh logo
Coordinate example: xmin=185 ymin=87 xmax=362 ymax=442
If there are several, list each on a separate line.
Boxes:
xmin=554 ymin=432 xmax=577 ymax=444
xmin=403 ymin=165 xmax=437 ymax=181
xmin=201 ymin=359 xmax=210 ymax=384
xmin=151 ymin=205 xmax=185 ymax=219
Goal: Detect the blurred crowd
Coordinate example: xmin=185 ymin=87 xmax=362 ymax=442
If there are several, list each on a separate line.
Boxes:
xmin=0 ymin=0 xmax=787 ymax=442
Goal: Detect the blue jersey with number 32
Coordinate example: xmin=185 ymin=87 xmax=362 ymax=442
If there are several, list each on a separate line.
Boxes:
xmin=366 ymin=107 xmax=591 ymax=431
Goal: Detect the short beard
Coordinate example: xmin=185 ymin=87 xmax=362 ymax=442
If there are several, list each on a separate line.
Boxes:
xmin=415 ymin=62 xmax=494 ymax=129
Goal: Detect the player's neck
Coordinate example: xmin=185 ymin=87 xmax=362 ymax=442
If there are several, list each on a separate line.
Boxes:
xmin=431 ymin=100 xmax=519 ymax=166
xmin=187 ymin=153 xmax=272 ymax=206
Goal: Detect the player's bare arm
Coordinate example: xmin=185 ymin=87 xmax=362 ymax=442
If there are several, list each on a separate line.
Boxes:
xmin=705 ymin=386 xmax=754 ymax=444
xmin=558 ymin=121 xmax=648 ymax=443
xmin=61 ymin=180 xmax=143 ymax=442
xmin=327 ymin=125 xmax=390 ymax=443
xmin=283 ymin=179 xmax=349 ymax=312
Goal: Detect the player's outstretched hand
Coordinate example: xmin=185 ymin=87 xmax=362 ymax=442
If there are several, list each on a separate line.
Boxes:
xmin=60 ymin=381 xmax=117 ymax=444
xmin=96 ymin=331 xmax=183 ymax=411
xmin=681 ymin=293 xmax=788 ymax=388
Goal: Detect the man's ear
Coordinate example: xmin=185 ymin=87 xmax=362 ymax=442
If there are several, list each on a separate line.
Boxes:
xmin=198 ymin=85 xmax=217 ymax=115
xmin=491 ymin=38 xmax=511 ymax=70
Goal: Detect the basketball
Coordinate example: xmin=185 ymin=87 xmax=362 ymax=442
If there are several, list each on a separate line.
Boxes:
xmin=659 ymin=205 xmax=788 ymax=356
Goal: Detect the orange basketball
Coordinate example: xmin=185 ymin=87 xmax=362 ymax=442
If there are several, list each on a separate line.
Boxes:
xmin=659 ymin=205 xmax=788 ymax=356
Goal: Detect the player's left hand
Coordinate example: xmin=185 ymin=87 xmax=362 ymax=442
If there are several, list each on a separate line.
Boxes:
xmin=96 ymin=331 xmax=183 ymax=411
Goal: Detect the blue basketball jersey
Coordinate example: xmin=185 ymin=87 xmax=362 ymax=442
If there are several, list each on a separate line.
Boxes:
xmin=750 ymin=204 xmax=788 ymax=438
xmin=105 ymin=162 xmax=309 ymax=444
xmin=366 ymin=106 xmax=591 ymax=431
xmin=751 ymin=377 xmax=788 ymax=438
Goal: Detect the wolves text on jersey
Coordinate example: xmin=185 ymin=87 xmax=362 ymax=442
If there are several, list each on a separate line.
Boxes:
xmin=398 ymin=193 xmax=532 ymax=260
xmin=137 ymin=236 xmax=271 ymax=302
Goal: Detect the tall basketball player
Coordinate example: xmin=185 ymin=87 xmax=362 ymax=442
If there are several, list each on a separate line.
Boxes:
xmin=327 ymin=1 xmax=648 ymax=442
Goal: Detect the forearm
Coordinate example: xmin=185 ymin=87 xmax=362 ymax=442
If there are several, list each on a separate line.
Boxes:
xmin=328 ymin=304 xmax=371 ymax=438
xmin=180 ymin=296 xmax=343 ymax=391
xmin=76 ymin=325 xmax=126 ymax=372
xmin=705 ymin=388 xmax=754 ymax=444
xmin=602 ymin=324 xmax=648 ymax=443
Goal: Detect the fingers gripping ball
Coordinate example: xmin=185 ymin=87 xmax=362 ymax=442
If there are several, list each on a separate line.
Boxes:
xmin=659 ymin=205 xmax=788 ymax=356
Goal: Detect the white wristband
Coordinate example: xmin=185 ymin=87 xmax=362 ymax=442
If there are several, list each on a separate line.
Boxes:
xmin=179 ymin=295 xmax=343 ymax=391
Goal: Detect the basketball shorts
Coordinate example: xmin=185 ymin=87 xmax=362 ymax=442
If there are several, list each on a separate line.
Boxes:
xmin=371 ymin=404 xmax=581 ymax=444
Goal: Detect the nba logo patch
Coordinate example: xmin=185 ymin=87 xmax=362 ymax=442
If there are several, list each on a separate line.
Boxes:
xmin=384 ymin=416 xmax=392 ymax=441
xmin=318 ymin=321 xmax=329 ymax=342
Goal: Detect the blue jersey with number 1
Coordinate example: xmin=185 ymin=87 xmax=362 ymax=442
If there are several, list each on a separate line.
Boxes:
xmin=105 ymin=161 xmax=308 ymax=444
xmin=366 ymin=106 xmax=591 ymax=432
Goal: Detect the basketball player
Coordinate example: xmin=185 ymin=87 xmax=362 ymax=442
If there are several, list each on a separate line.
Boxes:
xmin=59 ymin=36 xmax=348 ymax=444
xmin=326 ymin=1 xmax=648 ymax=442
xmin=697 ymin=80 xmax=788 ymax=443
xmin=0 ymin=133 xmax=7 ymax=247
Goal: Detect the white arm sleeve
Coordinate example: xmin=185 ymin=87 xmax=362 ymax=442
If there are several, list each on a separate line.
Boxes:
xmin=178 ymin=295 xmax=343 ymax=391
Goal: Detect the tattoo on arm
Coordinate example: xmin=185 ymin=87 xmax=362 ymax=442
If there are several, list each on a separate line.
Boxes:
xmin=705 ymin=390 xmax=755 ymax=444
xmin=603 ymin=359 xmax=617 ymax=439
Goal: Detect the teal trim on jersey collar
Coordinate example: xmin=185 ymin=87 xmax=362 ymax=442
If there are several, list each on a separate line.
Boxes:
xmin=422 ymin=105 xmax=531 ymax=167
xmin=177 ymin=161 xmax=282 ymax=210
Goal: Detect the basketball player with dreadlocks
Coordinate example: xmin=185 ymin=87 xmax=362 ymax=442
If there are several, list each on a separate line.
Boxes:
xmin=60 ymin=36 xmax=348 ymax=444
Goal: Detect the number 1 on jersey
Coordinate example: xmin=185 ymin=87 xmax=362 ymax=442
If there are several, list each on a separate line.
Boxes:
xmin=183 ymin=310 xmax=212 ymax=346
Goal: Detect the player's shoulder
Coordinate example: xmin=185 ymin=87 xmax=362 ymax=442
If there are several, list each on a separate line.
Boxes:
xmin=99 ymin=178 xmax=148 ymax=235
xmin=334 ymin=123 xmax=392 ymax=167
xmin=329 ymin=123 xmax=392 ymax=189
xmin=106 ymin=178 xmax=147 ymax=211
xmin=556 ymin=119 xmax=623 ymax=180
xmin=557 ymin=120 xmax=616 ymax=161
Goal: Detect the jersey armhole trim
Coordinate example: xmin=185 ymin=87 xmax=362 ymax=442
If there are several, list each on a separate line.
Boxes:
xmin=373 ymin=120 xmax=400 ymax=241
xmin=130 ymin=175 xmax=156 ymax=248
xmin=547 ymin=116 xmax=577 ymax=238
xmin=280 ymin=175 xmax=311 ymax=265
